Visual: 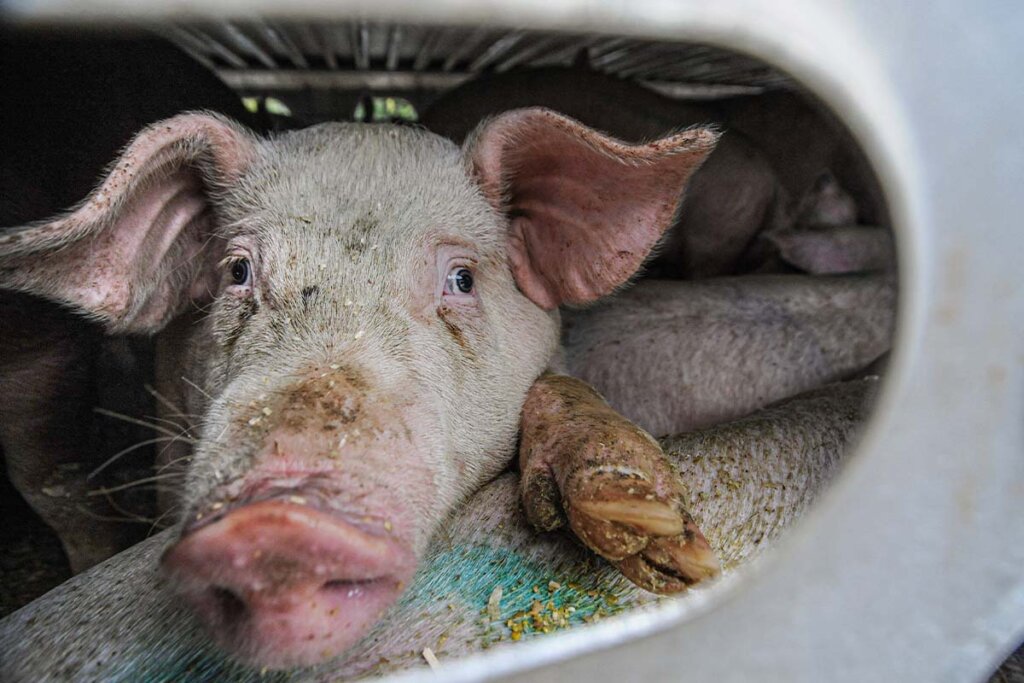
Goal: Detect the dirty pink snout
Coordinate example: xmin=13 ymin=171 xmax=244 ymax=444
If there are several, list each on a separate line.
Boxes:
xmin=161 ymin=499 xmax=415 ymax=669
xmin=162 ymin=366 xmax=429 ymax=668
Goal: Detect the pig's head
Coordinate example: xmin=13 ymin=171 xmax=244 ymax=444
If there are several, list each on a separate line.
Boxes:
xmin=0 ymin=110 xmax=716 ymax=668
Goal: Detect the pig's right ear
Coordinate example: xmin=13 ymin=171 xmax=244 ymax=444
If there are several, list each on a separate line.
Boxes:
xmin=465 ymin=108 xmax=718 ymax=310
xmin=0 ymin=113 xmax=255 ymax=334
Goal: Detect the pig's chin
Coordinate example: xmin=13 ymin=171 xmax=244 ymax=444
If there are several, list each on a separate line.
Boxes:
xmin=161 ymin=499 xmax=416 ymax=669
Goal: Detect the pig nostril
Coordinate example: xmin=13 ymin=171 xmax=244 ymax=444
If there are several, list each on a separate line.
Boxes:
xmin=210 ymin=586 xmax=248 ymax=623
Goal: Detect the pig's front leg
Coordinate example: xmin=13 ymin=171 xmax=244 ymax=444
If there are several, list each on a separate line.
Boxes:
xmin=519 ymin=372 xmax=720 ymax=593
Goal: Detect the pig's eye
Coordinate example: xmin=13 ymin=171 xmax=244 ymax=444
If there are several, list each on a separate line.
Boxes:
xmin=230 ymin=258 xmax=252 ymax=287
xmin=444 ymin=267 xmax=475 ymax=296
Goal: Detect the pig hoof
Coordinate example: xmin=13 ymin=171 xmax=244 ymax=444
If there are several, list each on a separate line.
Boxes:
xmin=563 ymin=470 xmax=684 ymax=560
xmin=564 ymin=472 xmax=720 ymax=594
xmin=613 ymin=521 xmax=720 ymax=594
xmin=523 ymin=463 xmax=721 ymax=594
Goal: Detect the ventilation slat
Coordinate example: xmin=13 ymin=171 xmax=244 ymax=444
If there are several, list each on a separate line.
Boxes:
xmin=167 ymin=21 xmax=796 ymax=95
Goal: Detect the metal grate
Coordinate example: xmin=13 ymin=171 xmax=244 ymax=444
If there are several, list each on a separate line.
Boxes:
xmin=163 ymin=21 xmax=795 ymax=98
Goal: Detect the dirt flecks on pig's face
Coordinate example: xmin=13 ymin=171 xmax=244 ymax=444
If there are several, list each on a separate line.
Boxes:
xmin=162 ymin=124 xmax=560 ymax=668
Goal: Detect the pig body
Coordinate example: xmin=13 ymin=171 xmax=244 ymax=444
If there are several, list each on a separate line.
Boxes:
xmin=563 ymin=274 xmax=894 ymax=437
xmin=766 ymin=226 xmax=897 ymax=275
xmin=0 ymin=379 xmax=877 ymax=682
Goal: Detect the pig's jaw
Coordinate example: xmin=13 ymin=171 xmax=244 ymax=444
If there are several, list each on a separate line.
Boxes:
xmin=161 ymin=496 xmax=417 ymax=669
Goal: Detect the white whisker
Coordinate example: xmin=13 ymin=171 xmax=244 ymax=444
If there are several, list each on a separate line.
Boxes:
xmin=180 ymin=376 xmax=213 ymax=400
xmin=88 ymin=436 xmax=182 ymax=480
xmin=93 ymin=407 xmax=195 ymax=442
xmin=87 ymin=473 xmax=183 ymax=497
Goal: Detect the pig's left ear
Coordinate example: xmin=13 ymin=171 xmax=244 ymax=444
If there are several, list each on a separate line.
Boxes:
xmin=466 ymin=108 xmax=719 ymax=309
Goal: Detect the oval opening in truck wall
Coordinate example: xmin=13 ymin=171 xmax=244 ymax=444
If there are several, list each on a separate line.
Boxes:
xmin=0 ymin=21 xmax=900 ymax=681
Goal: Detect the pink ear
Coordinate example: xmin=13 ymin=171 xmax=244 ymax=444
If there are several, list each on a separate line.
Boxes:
xmin=0 ymin=113 xmax=254 ymax=333
xmin=467 ymin=108 xmax=718 ymax=309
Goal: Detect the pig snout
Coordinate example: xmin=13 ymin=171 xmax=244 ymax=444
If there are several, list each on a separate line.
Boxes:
xmin=162 ymin=497 xmax=415 ymax=669
xmin=160 ymin=367 xmax=430 ymax=669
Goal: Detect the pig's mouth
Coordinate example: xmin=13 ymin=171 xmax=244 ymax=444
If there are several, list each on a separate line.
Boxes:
xmin=161 ymin=493 xmax=416 ymax=670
